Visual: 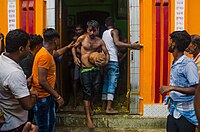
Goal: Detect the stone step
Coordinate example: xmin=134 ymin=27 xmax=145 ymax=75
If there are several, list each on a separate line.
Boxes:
xmin=56 ymin=112 xmax=167 ymax=130
xmin=55 ymin=127 xmax=166 ymax=132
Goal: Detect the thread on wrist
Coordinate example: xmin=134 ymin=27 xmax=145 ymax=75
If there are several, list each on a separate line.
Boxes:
xmin=56 ymin=95 xmax=61 ymax=100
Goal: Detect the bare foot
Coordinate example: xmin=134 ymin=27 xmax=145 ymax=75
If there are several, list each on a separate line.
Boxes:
xmin=86 ymin=118 xmax=95 ymax=128
xmin=102 ymin=101 xmax=106 ymax=111
xmin=106 ymin=108 xmax=118 ymax=115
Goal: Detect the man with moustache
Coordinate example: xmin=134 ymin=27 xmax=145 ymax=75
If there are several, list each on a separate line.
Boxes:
xmin=160 ymin=30 xmax=199 ymax=132
xmin=31 ymin=28 xmax=66 ymax=131
xmin=74 ymin=20 xmax=109 ymax=128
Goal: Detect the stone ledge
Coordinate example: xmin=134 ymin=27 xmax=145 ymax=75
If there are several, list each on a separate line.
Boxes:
xmin=55 ymin=127 xmax=166 ymax=132
xmin=56 ymin=112 xmax=167 ymax=129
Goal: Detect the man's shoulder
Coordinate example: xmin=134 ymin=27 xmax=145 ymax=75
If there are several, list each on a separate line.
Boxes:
xmin=95 ymin=37 xmax=104 ymax=44
xmin=79 ymin=34 xmax=87 ymax=39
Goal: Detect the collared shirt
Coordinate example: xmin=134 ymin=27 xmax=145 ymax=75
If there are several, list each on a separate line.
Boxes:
xmin=164 ymin=96 xmax=198 ymax=125
xmin=0 ymin=53 xmax=30 ymax=131
xmin=166 ymin=54 xmax=199 ymax=125
xmin=170 ymin=55 xmax=199 ymax=102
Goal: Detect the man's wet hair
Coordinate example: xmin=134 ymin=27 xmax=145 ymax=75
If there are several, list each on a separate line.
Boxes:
xmin=170 ymin=30 xmax=191 ymax=52
xmin=43 ymin=28 xmax=60 ymax=42
xmin=29 ymin=34 xmax=43 ymax=50
xmin=87 ymin=20 xmax=99 ymax=29
xmin=191 ymin=34 xmax=200 ymax=48
xmin=105 ymin=17 xmax=114 ymax=27
xmin=6 ymin=29 xmax=29 ymax=53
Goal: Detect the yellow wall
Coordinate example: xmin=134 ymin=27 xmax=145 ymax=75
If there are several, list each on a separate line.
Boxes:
xmin=186 ymin=0 xmax=200 ymax=35
xmin=0 ymin=1 xmax=8 ymax=36
xmin=0 ymin=0 xmax=21 ymax=36
xmin=140 ymin=0 xmax=154 ymax=106
xmin=140 ymin=0 xmax=200 ymax=108
xmin=35 ymin=0 xmax=46 ymax=35
xmin=169 ymin=0 xmax=200 ymax=35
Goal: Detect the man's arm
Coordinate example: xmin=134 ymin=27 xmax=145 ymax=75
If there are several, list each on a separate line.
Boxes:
xmin=19 ymin=90 xmax=38 ymax=110
xmin=194 ymin=85 xmax=200 ymax=129
xmin=38 ymin=67 xmax=64 ymax=106
xmin=71 ymin=46 xmax=81 ymax=67
xmin=73 ymin=35 xmax=84 ymax=65
xmin=95 ymin=40 xmax=110 ymax=67
xmin=101 ymin=40 xmax=109 ymax=64
xmin=112 ymin=29 xmax=142 ymax=49
xmin=10 ymin=72 xmax=37 ymax=110
xmin=53 ymin=41 xmax=74 ymax=58
xmin=160 ymin=85 xmax=197 ymax=95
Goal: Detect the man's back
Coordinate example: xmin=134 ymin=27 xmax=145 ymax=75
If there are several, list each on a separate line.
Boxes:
xmin=0 ymin=54 xmax=29 ymax=131
xmin=102 ymin=29 xmax=118 ymax=62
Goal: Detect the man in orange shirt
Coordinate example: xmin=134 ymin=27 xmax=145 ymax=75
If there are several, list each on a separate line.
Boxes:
xmin=32 ymin=28 xmax=71 ymax=131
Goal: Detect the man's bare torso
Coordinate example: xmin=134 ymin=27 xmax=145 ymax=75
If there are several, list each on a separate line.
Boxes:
xmin=80 ymin=34 xmax=102 ymax=68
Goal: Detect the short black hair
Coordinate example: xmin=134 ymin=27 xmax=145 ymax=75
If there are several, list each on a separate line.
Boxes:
xmin=43 ymin=28 xmax=60 ymax=42
xmin=74 ymin=23 xmax=84 ymax=29
xmin=105 ymin=17 xmax=114 ymax=27
xmin=29 ymin=34 xmax=43 ymax=50
xmin=170 ymin=30 xmax=191 ymax=52
xmin=87 ymin=20 xmax=99 ymax=29
xmin=6 ymin=29 xmax=29 ymax=53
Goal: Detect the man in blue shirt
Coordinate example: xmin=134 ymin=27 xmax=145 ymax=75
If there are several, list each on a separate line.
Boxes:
xmin=160 ymin=30 xmax=199 ymax=132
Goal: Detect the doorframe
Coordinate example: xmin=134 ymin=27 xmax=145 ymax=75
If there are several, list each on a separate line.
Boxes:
xmin=128 ymin=0 xmax=141 ymax=114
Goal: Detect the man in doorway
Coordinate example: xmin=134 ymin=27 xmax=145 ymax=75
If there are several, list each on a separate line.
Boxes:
xmin=32 ymin=28 xmax=65 ymax=131
xmin=0 ymin=29 xmax=38 ymax=131
xmin=71 ymin=23 xmax=85 ymax=109
xmin=74 ymin=20 xmax=109 ymax=128
xmin=102 ymin=17 xmax=143 ymax=114
xmin=160 ymin=30 xmax=199 ymax=132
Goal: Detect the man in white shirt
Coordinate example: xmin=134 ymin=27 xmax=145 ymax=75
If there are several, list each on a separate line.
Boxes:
xmin=0 ymin=29 xmax=38 ymax=131
xmin=102 ymin=17 xmax=142 ymax=114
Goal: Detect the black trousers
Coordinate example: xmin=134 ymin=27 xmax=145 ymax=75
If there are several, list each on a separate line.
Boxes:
xmin=167 ymin=114 xmax=195 ymax=132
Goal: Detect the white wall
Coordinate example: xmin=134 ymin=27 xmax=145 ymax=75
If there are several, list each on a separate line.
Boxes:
xmin=46 ymin=0 xmax=55 ymax=28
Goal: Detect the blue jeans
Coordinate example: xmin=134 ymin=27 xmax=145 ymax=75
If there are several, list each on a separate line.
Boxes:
xmin=102 ymin=61 xmax=119 ymax=101
xmin=33 ymin=95 xmax=56 ymax=132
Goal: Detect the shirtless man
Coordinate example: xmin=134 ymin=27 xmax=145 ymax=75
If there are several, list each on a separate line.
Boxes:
xmin=74 ymin=20 xmax=109 ymax=128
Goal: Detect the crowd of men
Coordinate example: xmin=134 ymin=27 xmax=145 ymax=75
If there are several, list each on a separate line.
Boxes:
xmin=1 ymin=16 xmax=200 ymax=132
